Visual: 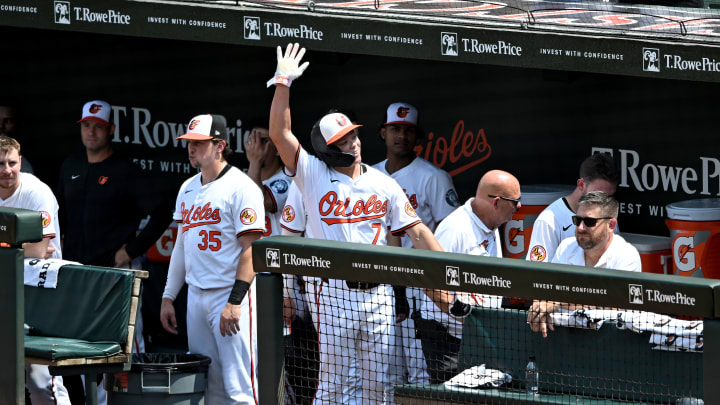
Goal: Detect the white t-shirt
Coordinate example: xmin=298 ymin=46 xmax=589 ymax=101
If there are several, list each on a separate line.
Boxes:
xmin=261 ymin=167 xmax=292 ymax=237
xmin=425 ymin=198 xmax=503 ymax=338
xmin=373 ymin=157 xmax=458 ymax=248
xmin=0 ymin=173 xmax=61 ymax=258
xmin=527 ymin=197 xmax=619 ymax=263
xmin=551 ymin=234 xmax=642 ymax=272
xmin=173 ymin=165 xmax=265 ymax=289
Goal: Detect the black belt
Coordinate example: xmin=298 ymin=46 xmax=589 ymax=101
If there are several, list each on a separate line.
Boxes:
xmin=319 ymin=278 xmax=379 ymax=290
xmin=345 ymin=281 xmax=380 ymax=290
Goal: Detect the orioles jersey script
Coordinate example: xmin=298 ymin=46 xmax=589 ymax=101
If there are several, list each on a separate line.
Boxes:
xmin=173 ymin=166 xmax=265 ymax=289
xmin=262 ymin=167 xmax=292 ymax=237
xmin=373 ymin=157 xmax=458 ymax=248
xmin=292 ymin=148 xmax=420 ymax=245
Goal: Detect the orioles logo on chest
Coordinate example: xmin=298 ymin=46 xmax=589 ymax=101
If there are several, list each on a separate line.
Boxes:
xmin=181 ymin=202 xmax=221 ymax=232
xmin=318 ymin=191 xmax=387 ymax=225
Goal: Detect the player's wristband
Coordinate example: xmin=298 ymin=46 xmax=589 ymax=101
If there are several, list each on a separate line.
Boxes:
xmin=449 ymin=295 xmax=472 ymax=318
xmin=266 ymin=73 xmax=292 ymax=88
xmin=228 ymin=280 xmax=251 ymax=305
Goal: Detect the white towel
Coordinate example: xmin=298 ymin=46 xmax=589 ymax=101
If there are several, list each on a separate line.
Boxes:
xmin=649 ymin=333 xmax=703 ymax=352
xmin=550 ymin=308 xmax=620 ymax=331
xmin=616 ymin=311 xmax=703 ymax=337
xmin=23 ymin=258 xmax=80 ymax=289
xmin=444 ymin=364 xmax=512 ymax=388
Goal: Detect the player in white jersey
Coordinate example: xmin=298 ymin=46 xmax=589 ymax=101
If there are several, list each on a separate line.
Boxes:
xmin=267 ymin=43 xmax=445 ymax=404
xmin=244 ymin=117 xmax=292 ymax=238
xmin=419 ymin=170 xmax=521 ymax=383
xmin=161 ymin=114 xmax=265 ymax=404
xmin=526 ymin=153 xmax=619 ymax=263
xmin=0 ymin=136 xmax=70 ymax=405
xmin=528 ymin=191 xmax=640 ymax=338
xmin=372 ymin=102 xmax=459 ymax=386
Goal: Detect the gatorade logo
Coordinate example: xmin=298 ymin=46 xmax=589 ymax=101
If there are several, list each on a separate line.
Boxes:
xmin=503 ymin=219 xmax=524 ymax=255
xmin=674 ymin=236 xmax=696 ymax=272
xmin=89 ymin=104 xmax=103 ymax=114
xmin=188 ymin=119 xmax=201 ymax=130
xmin=396 ymin=107 xmax=410 ymax=118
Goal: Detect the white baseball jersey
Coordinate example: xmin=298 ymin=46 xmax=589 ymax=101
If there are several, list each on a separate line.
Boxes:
xmin=373 ymin=157 xmax=458 ymax=248
xmin=526 ymin=197 xmax=619 ymax=263
xmin=262 ymin=167 xmax=292 ymax=237
xmin=292 ymin=148 xmax=421 ymax=246
xmin=425 ymin=197 xmax=502 ymax=339
xmin=0 ymin=173 xmax=62 ymax=259
xmin=280 ymin=181 xmax=306 ymax=235
xmin=552 ymin=234 xmax=642 ymax=271
xmin=173 ymin=165 xmax=265 ymax=289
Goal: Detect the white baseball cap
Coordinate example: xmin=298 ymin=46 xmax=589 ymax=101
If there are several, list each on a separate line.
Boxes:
xmin=78 ymin=100 xmax=112 ymax=126
xmin=318 ymin=113 xmax=362 ymax=145
xmin=384 ymin=102 xmax=418 ymax=127
xmin=177 ymin=114 xmax=228 ymax=141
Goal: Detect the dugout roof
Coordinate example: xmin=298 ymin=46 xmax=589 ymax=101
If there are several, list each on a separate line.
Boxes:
xmin=4 ymin=0 xmax=720 ymax=82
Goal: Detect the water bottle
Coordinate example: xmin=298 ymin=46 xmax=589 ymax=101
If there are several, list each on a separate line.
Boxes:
xmin=526 ymin=356 xmax=539 ymax=395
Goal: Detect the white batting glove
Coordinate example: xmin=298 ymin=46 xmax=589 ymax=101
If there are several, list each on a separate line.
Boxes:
xmin=266 ymin=43 xmax=310 ymax=88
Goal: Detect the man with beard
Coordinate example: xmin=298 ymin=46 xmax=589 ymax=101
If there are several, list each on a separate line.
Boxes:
xmin=527 ymin=191 xmax=640 ymax=338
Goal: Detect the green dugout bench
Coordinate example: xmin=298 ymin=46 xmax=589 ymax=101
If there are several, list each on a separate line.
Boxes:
xmin=24 ymin=264 xmax=147 ymax=405
xmin=395 ymin=307 xmax=701 ymax=404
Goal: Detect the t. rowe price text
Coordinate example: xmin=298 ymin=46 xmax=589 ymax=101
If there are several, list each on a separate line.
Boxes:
xmin=263 ymin=23 xmax=323 ymax=40
xmin=463 ymin=273 xmax=512 ymax=288
xmin=461 ymin=39 xmax=522 ymax=56
xmin=73 ymin=7 xmax=130 ymax=24
xmin=283 ymin=253 xmax=331 ymax=269
xmin=645 ymin=289 xmax=696 ymax=306
xmin=664 ymin=54 xmax=720 ymax=72
xmin=593 ymin=147 xmax=720 ymax=196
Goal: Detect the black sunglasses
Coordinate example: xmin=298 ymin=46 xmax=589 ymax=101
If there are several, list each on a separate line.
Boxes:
xmin=488 ymin=194 xmax=521 ymax=207
xmin=571 ymin=215 xmax=612 ymax=227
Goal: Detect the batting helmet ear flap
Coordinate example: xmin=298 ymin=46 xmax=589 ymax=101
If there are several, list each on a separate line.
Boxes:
xmin=311 ymin=119 xmax=355 ymax=168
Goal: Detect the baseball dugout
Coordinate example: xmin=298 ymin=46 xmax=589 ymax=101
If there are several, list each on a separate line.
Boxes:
xmin=253 ymin=236 xmax=720 ymax=404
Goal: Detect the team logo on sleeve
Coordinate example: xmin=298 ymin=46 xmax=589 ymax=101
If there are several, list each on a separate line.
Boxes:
xmin=528 ymin=245 xmax=546 ymax=261
xmin=240 ymin=208 xmax=257 ymax=225
xmin=270 ymin=179 xmax=289 ymax=194
xmin=282 ymin=205 xmax=295 ymax=222
xmin=480 ymin=240 xmax=489 ymax=250
xmin=445 ymin=189 xmax=459 ymax=207
xmin=40 ymin=211 xmax=51 ymax=228
xmin=405 ymin=202 xmax=418 ymax=218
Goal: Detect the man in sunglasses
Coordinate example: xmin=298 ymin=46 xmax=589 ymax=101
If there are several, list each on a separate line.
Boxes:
xmin=526 ymin=153 xmax=619 ymax=263
xmin=417 ymin=169 xmax=521 ymax=383
xmin=527 ymin=191 xmax=640 ymax=337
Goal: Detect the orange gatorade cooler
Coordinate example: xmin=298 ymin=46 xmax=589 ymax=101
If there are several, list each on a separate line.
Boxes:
xmin=503 ymin=184 xmax=573 ymax=258
xmin=665 ymin=198 xmax=720 ymax=279
xmin=619 ymin=233 xmax=672 ymax=274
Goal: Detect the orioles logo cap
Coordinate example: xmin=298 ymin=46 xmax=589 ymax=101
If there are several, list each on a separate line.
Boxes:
xmin=318 ymin=112 xmax=362 ymax=145
xmin=384 ymin=102 xmax=419 ymax=127
xmin=78 ymin=100 xmax=112 ymax=126
xmin=177 ymin=114 xmax=228 ymax=141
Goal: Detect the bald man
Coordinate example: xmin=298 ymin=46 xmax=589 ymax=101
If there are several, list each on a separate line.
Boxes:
xmin=417 ymin=170 xmax=521 ymax=383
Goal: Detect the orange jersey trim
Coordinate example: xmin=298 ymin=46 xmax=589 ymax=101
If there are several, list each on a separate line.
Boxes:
xmin=236 ymin=229 xmax=264 ymax=238
xmin=391 ymin=220 xmax=422 ymax=236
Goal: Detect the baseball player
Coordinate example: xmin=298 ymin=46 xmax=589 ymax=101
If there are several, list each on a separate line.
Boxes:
xmin=526 ymin=153 xmax=619 ymax=263
xmin=160 ymin=114 xmax=265 ymax=404
xmin=372 ymin=102 xmax=459 ymax=386
xmin=419 ymin=170 xmax=521 ymax=383
xmin=0 ymin=135 xmax=69 ymax=404
xmin=244 ymin=117 xmax=292 ymax=238
xmin=267 ymin=43 xmax=444 ymax=404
